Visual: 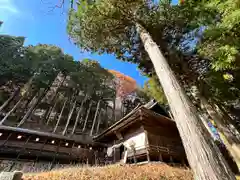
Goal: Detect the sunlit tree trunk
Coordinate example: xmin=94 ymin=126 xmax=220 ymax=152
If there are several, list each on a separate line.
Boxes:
xmin=71 ymin=95 xmax=87 ymax=135
xmin=90 ymin=100 xmax=101 ymax=136
xmin=46 ymin=96 xmax=58 ymax=125
xmin=96 ymin=110 xmax=102 ymax=135
xmin=200 ymin=96 xmax=240 ymax=170
xmin=0 ymin=96 xmax=24 ymax=125
xmin=17 ymin=88 xmax=47 ymax=127
xmin=45 ymin=75 xmax=66 ymax=125
xmin=136 ymin=23 xmax=235 ymax=180
xmin=62 ymin=98 xmax=77 ymax=135
xmin=82 ymin=100 xmax=93 ymax=132
xmin=0 ymin=88 xmax=20 ymax=114
xmin=53 ymin=98 xmax=68 ymax=133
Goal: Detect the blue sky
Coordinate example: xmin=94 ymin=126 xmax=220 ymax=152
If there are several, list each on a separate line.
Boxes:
xmin=0 ymin=0 xmax=148 ymax=86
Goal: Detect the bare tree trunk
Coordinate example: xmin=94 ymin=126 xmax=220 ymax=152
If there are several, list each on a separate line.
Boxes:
xmin=62 ymin=99 xmax=77 ymax=135
xmin=46 ymin=97 xmax=58 ymax=125
xmin=90 ymin=100 xmax=101 ymax=136
xmin=45 ymin=75 xmax=66 ymax=125
xmin=112 ymin=98 xmax=116 ymax=121
xmin=15 ymin=97 xmax=32 ymax=122
xmin=0 ymin=88 xmax=20 ymax=113
xmin=71 ymin=95 xmax=87 ymax=135
xmin=53 ymin=98 xmax=67 ymax=133
xmin=136 ymin=23 xmax=235 ymax=180
xmin=0 ymin=96 xmax=24 ymax=125
xmin=96 ymin=110 xmax=102 ymax=135
xmin=17 ymin=89 xmax=46 ymax=127
xmin=82 ymin=100 xmax=93 ymax=132
xmin=200 ymin=96 xmax=240 ymax=170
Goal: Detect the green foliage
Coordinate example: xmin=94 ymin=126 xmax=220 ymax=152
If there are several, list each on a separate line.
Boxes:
xmin=0 ymin=34 xmax=116 ymax=118
xmin=198 ymin=0 xmax=240 ymax=72
xmin=143 ymin=76 xmax=167 ymax=105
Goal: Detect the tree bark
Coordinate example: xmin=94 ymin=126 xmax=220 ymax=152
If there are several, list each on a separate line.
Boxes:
xmin=82 ymin=100 xmax=93 ymax=132
xmin=46 ymin=96 xmax=58 ymax=125
xmin=200 ymin=96 xmax=240 ymax=170
xmin=0 ymin=96 xmax=24 ymax=125
xmin=96 ymin=110 xmax=102 ymax=135
xmin=17 ymin=89 xmax=47 ymax=127
xmin=45 ymin=75 xmax=66 ymax=125
xmin=0 ymin=88 xmax=20 ymax=114
xmin=71 ymin=95 xmax=87 ymax=135
xmin=62 ymin=99 xmax=77 ymax=135
xmin=90 ymin=100 xmax=101 ymax=136
xmin=53 ymin=98 xmax=68 ymax=133
xmin=136 ymin=23 xmax=235 ymax=180
xmin=113 ymin=98 xmax=116 ymax=122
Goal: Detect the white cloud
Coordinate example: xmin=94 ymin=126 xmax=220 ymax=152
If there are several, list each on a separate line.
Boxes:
xmin=0 ymin=0 xmax=19 ymax=14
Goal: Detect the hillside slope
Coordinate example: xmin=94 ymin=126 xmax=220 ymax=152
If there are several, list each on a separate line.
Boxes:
xmin=24 ymin=163 xmax=193 ymax=180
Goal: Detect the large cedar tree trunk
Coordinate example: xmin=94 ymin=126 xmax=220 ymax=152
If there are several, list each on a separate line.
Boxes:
xmin=200 ymin=96 xmax=240 ymax=170
xmin=136 ymin=23 xmax=235 ymax=180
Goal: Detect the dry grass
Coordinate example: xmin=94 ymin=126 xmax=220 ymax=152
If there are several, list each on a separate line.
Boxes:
xmin=23 ymin=163 xmax=193 ymax=180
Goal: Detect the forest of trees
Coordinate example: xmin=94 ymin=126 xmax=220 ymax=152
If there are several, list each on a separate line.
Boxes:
xmin=0 ymin=31 xmax=123 ymax=135
xmin=1 ymin=0 xmax=240 ymax=179
xmin=67 ymin=0 xmax=240 ymax=179
xmin=0 ymin=30 xmax=150 ymax=137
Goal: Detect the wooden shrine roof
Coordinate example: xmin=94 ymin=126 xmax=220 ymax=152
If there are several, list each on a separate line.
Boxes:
xmin=0 ymin=125 xmax=93 ymax=144
xmin=94 ymin=101 xmax=175 ymax=141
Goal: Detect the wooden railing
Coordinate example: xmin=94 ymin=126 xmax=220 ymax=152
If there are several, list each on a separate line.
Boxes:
xmin=125 ymin=144 xmax=185 ymax=158
xmin=0 ymin=140 xmax=97 ymax=157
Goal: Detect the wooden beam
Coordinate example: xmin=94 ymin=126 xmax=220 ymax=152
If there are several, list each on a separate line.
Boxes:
xmin=90 ymin=100 xmax=101 ymax=136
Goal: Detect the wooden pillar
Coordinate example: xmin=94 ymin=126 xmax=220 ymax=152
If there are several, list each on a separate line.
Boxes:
xmin=9 ymin=135 xmax=32 ymax=171
xmin=49 ymin=140 xmax=61 ymax=170
xmin=53 ymin=98 xmax=67 ymax=133
xmin=82 ymin=101 xmax=92 ymax=132
xmin=32 ymin=138 xmax=48 ymax=168
xmin=94 ymin=151 xmax=97 ymax=166
xmin=113 ymin=147 xmax=116 ymax=163
xmin=147 ymin=151 xmax=150 ymax=162
xmin=159 ymin=153 xmax=163 ymax=161
xmin=181 ymin=158 xmax=186 ymax=166
xmin=133 ymin=148 xmax=137 ymax=163
xmin=90 ymin=100 xmax=101 ymax=136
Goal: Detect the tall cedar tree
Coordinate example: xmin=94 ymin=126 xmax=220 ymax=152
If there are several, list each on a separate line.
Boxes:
xmin=67 ymin=0 xmax=235 ymax=179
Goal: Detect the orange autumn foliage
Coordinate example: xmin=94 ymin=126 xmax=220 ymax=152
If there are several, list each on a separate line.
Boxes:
xmin=108 ymin=70 xmax=137 ymax=98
